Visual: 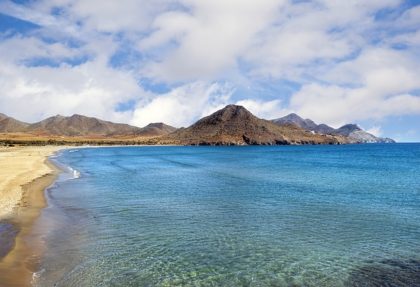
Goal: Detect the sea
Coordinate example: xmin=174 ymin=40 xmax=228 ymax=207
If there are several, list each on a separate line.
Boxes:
xmin=32 ymin=144 xmax=420 ymax=286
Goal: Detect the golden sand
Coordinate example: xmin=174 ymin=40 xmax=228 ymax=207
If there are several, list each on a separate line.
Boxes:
xmin=0 ymin=146 xmax=63 ymax=286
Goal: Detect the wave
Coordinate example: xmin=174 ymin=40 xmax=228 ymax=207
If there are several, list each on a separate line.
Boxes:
xmin=67 ymin=166 xmax=81 ymax=179
xmin=31 ymin=268 xmax=45 ymax=287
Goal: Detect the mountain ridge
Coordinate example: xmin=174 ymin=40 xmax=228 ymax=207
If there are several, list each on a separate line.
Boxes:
xmin=164 ymin=105 xmax=342 ymax=145
xmin=0 ymin=113 xmax=176 ymax=137
xmin=0 ymin=107 xmax=395 ymax=145
xmin=272 ymin=114 xmax=395 ymax=143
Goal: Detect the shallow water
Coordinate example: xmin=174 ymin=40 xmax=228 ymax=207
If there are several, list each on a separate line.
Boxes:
xmin=0 ymin=222 xmax=19 ymax=259
xmin=34 ymin=144 xmax=420 ymax=286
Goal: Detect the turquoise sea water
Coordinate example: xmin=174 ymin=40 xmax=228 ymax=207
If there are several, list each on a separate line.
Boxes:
xmin=34 ymin=144 xmax=420 ymax=286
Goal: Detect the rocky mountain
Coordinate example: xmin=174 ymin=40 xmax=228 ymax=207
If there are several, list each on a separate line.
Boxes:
xmin=164 ymin=105 xmax=342 ymax=145
xmin=0 ymin=114 xmax=30 ymax=132
xmin=272 ymin=113 xmax=319 ymax=131
xmin=272 ymin=114 xmax=395 ymax=143
xmin=137 ymin=123 xmax=177 ymax=137
xmin=0 ymin=113 xmax=176 ymax=137
xmin=0 ymin=110 xmax=394 ymax=144
xmin=27 ymin=114 xmax=143 ymax=136
xmin=333 ymin=124 xmax=395 ymax=143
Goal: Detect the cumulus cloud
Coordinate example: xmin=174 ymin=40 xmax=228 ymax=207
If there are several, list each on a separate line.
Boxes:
xmin=140 ymin=0 xmax=284 ymax=81
xmin=366 ymin=126 xmax=382 ymax=137
xmin=289 ymin=84 xmax=420 ymax=127
xmin=235 ymin=99 xmax=287 ymax=120
xmin=131 ymin=82 xmax=233 ymax=127
xmin=0 ymin=35 xmax=145 ymax=123
xmin=0 ymin=0 xmax=419 ymax=139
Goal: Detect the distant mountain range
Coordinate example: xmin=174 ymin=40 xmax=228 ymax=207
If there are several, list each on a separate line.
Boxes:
xmin=0 ymin=113 xmax=176 ymax=137
xmin=0 ymin=106 xmax=395 ymax=145
xmin=272 ymin=113 xmax=395 ymax=143
xmin=0 ymin=113 xmax=30 ymax=133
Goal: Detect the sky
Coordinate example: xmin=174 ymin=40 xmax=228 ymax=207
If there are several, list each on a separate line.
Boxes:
xmin=0 ymin=0 xmax=419 ymax=142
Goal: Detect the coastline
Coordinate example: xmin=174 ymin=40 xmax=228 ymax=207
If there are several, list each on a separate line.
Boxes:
xmin=0 ymin=146 xmax=63 ymax=287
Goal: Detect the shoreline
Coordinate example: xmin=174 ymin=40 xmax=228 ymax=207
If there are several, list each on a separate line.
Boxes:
xmin=0 ymin=146 xmax=63 ymax=287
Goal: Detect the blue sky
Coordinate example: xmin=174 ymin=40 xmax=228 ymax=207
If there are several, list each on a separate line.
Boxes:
xmin=0 ymin=0 xmax=419 ymax=141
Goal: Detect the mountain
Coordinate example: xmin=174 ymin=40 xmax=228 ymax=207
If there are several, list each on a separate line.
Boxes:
xmin=272 ymin=114 xmax=395 ymax=143
xmin=334 ymin=124 xmax=395 ymax=143
xmin=164 ymin=105 xmax=342 ymax=145
xmin=272 ymin=113 xmax=319 ymax=131
xmin=272 ymin=113 xmax=336 ymax=134
xmin=0 ymin=113 xmax=177 ymax=138
xmin=26 ymin=114 xmax=143 ymax=136
xmin=137 ymin=123 xmax=177 ymax=137
xmin=0 ymin=114 xmax=30 ymax=133
xmin=0 ymin=110 xmax=394 ymax=144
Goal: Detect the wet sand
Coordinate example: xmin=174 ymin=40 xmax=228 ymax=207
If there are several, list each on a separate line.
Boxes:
xmin=0 ymin=146 xmax=63 ymax=287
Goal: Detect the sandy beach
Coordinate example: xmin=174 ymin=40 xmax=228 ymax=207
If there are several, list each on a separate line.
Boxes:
xmin=0 ymin=146 xmax=63 ymax=286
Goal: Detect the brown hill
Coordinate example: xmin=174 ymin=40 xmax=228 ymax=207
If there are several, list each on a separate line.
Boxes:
xmin=137 ymin=123 xmax=177 ymax=137
xmin=0 ymin=113 xmax=176 ymax=138
xmin=26 ymin=114 xmax=143 ymax=136
xmin=0 ymin=114 xmax=30 ymax=133
xmin=164 ymin=105 xmax=342 ymax=145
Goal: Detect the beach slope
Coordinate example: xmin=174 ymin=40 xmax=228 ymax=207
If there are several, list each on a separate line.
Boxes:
xmin=0 ymin=146 xmax=61 ymax=286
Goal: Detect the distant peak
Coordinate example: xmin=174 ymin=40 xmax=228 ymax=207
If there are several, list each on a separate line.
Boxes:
xmin=222 ymin=104 xmax=247 ymax=111
xmin=48 ymin=114 xmax=65 ymax=119
xmin=145 ymin=122 xmax=165 ymax=128
xmin=338 ymin=124 xmax=361 ymax=131
xmin=284 ymin=113 xmax=303 ymax=119
xmin=70 ymin=114 xmax=90 ymax=119
xmin=213 ymin=104 xmax=253 ymax=118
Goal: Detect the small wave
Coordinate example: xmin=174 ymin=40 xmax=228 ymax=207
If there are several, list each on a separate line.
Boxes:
xmin=31 ymin=268 xmax=45 ymax=286
xmin=68 ymin=149 xmax=79 ymax=153
xmin=68 ymin=166 xmax=81 ymax=179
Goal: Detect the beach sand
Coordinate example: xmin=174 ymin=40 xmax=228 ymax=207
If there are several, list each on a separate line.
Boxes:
xmin=0 ymin=146 xmax=63 ymax=287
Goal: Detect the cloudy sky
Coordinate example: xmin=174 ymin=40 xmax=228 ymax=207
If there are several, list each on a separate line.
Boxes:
xmin=0 ymin=0 xmax=419 ymax=141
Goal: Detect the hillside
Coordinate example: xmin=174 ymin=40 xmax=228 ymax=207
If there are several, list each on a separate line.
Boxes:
xmin=272 ymin=114 xmax=395 ymax=143
xmin=138 ymin=123 xmax=177 ymax=137
xmin=0 ymin=114 xmax=30 ymax=133
xmin=164 ymin=105 xmax=342 ymax=145
xmin=0 ymin=113 xmax=176 ymax=138
xmin=27 ymin=114 xmax=143 ymax=136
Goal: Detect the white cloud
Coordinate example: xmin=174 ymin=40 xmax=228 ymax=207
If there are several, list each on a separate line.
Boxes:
xmin=141 ymin=0 xmax=284 ymax=81
xmin=366 ymin=126 xmax=382 ymax=137
xmin=131 ymin=82 xmax=233 ymax=127
xmin=235 ymin=99 xmax=286 ymax=120
xmin=0 ymin=54 xmax=146 ymax=124
xmin=0 ymin=0 xmax=419 ymax=138
xmin=290 ymin=83 xmax=420 ymax=127
xmin=396 ymin=5 xmax=420 ymax=28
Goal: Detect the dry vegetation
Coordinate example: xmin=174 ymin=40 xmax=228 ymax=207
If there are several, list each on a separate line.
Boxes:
xmin=0 ymin=133 xmax=167 ymax=146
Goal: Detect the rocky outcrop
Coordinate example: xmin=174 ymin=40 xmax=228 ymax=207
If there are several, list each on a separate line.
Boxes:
xmin=333 ymin=124 xmax=395 ymax=143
